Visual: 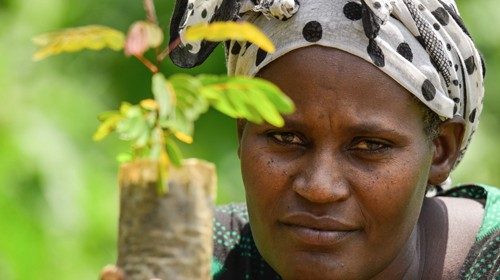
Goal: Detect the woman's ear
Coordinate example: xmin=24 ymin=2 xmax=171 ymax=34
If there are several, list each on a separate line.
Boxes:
xmin=428 ymin=116 xmax=466 ymax=185
xmin=236 ymin=119 xmax=247 ymax=159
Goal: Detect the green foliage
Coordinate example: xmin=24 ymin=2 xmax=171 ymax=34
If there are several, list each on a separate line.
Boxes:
xmin=32 ymin=25 xmax=125 ymax=61
xmin=95 ymin=72 xmax=294 ymax=167
xmin=33 ymin=1 xmax=294 ymax=193
xmin=1 ymin=0 xmax=499 ymax=279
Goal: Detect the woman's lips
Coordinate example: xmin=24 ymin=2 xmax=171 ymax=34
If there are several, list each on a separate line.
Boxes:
xmin=279 ymin=212 xmax=359 ymax=246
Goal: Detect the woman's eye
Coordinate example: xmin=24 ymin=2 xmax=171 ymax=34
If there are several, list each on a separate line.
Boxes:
xmin=352 ymin=140 xmax=390 ymax=152
xmin=268 ymin=132 xmax=303 ymax=145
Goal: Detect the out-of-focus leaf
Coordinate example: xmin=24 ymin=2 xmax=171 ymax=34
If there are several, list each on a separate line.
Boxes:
xmin=184 ymin=21 xmax=275 ymax=53
xmin=246 ymin=78 xmax=294 ymax=114
xmin=199 ymin=76 xmax=294 ymax=127
xmin=158 ymin=74 xmax=211 ymax=139
xmin=140 ymin=99 xmax=158 ymax=111
xmin=93 ymin=114 xmax=123 ymax=141
xmin=201 ymin=87 xmax=239 ymax=118
xmin=225 ymin=87 xmax=263 ymax=124
xmin=116 ymin=152 xmax=133 ymax=163
xmin=97 ymin=110 xmax=120 ymax=121
xmin=165 ymin=138 xmax=183 ymax=167
xmin=169 ymin=74 xmax=209 ymax=121
xmin=174 ymin=131 xmax=193 ymax=144
xmin=152 ymin=73 xmax=175 ymax=120
xmin=160 ymin=108 xmax=194 ymax=138
xmin=120 ymin=102 xmax=132 ymax=115
xmin=246 ymin=87 xmax=283 ymax=126
xmin=124 ymin=20 xmax=164 ymax=57
xmin=33 ymin=25 xmax=125 ymax=61
xmin=115 ymin=106 xmax=150 ymax=148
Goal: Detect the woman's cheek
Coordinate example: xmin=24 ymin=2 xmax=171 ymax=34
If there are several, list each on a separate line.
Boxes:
xmin=353 ymin=155 xmax=429 ymax=238
xmin=242 ymin=148 xmax=290 ymax=199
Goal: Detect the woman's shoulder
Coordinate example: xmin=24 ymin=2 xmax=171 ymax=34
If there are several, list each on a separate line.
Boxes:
xmin=438 ymin=184 xmax=500 ymax=241
xmin=433 ymin=184 xmax=500 ymax=279
xmin=212 ymin=204 xmax=280 ymax=279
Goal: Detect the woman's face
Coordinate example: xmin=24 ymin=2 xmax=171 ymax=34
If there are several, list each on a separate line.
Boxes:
xmin=238 ymin=46 xmax=436 ymax=279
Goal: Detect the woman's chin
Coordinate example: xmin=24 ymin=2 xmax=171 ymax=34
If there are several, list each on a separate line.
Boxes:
xmin=272 ymin=251 xmax=354 ymax=280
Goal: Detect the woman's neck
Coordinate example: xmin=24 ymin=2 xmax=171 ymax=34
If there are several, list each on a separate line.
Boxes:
xmin=367 ymin=196 xmax=483 ymax=280
xmin=370 ymin=225 xmax=424 ymax=280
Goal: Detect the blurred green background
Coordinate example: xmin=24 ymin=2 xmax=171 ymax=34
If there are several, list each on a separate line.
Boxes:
xmin=0 ymin=0 xmax=498 ymax=279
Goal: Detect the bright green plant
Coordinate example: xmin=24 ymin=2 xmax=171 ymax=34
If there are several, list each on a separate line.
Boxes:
xmin=33 ymin=0 xmax=294 ymax=193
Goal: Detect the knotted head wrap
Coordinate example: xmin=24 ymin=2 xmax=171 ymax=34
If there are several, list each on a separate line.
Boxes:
xmin=169 ymin=0 xmax=485 ymax=176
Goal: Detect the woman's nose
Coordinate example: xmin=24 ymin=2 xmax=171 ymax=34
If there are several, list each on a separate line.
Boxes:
xmin=292 ymin=151 xmax=350 ymax=204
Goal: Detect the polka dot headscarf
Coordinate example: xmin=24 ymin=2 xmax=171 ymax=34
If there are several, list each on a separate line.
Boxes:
xmin=169 ymin=0 xmax=485 ymax=175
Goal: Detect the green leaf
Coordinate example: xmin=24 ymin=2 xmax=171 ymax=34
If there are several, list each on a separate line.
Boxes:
xmin=165 ymin=138 xmax=183 ymax=167
xmin=200 ymin=87 xmax=239 ymax=118
xmin=184 ymin=22 xmax=275 ymax=53
xmin=152 ymin=73 xmax=175 ymax=120
xmin=157 ymin=74 xmax=211 ymax=139
xmin=246 ymin=78 xmax=294 ymax=114
xmin=225 ymin=87 xmax=263 ymax=123
xmin=199 ymin=76 xmax=295 ymax=127
xmin=169 ymin=74 xmax=209 ymax=121
xmin=33 ymin=25 xmax=125 ymax=61
xmin=97 ymin=110 xmax=120 ymax=121
xmin=246 ymin=87 xmax=283 ymax=127
xmin=115 ymin=106 xmax=150 ymax=148
xmin=120 ymin=102 xmax=132 ymax=115
xmin=93 ymin=113 xmax=123 ymax=141
xmin=116 ymin=152 xmax=133 ymax=163
xmin=160 ymin=107 xmax=194 ymax=137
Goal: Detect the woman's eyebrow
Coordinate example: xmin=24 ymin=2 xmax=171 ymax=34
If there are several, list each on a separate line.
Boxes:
xmin=281 ymin=116 xmax=401 ymax=134
xmin=346 ymin=122 xmax=402 ymax=136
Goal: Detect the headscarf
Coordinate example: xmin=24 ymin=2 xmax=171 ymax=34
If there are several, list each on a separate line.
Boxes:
xmin=169 ymin=0 xmax=485 ymax=182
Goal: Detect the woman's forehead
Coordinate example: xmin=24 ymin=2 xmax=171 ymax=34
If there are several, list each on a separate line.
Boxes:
xmin=259 ymin=46 xmax=401 ymax=87
xmin=257 ymin=46 xmax=424 ymax=132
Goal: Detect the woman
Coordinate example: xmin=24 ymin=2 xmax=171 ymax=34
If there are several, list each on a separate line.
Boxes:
xmin=169 ymin=0 xmax=499 ymax=279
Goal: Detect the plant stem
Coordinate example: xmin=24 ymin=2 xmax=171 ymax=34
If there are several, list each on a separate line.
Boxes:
xmin=135 ymin=55 xmax=159 ymax=73
xmin=157 ymin=36 xmax=181 ymax=62
xmin=143 ymin=0 xmax=158 ymax=25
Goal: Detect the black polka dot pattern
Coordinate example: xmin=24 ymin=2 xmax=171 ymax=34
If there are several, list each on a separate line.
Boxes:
xmin=361 ymin=3 xmax=381 ymax=39
xmin=465 ymin=56 xmax=477 ymax=75
xmin=302 ymin=21 xmax=323 ymax=42
xmin=422 ymin=79 xmax=436 ymax=101
xmin=453 ymin=98 xmax=460 ymax=115
xmin=404 ymin=1 xmax=453 ymax=86
xmin=367 ymin=40 xmax=385 ymax=67
xmin=343 ymin=2 xmax=363 ymax=21
xmin=240 ymin=42 xmax=252 ymax=56
xmin=469 ymin=108 xmax=477 ymax=123
xmin=397 ymin=42 xmax=413 ymax=62
xmin=432 ymin=7 xmax=450 ymax=26
xmin=201 ymin=9 xmax=208 ymax=18
xmin=231 ymin=41 xmax=241 ymax=55
xmin=255 ymin=48 xmax=267 ymax=66
xmin=192 ymin=0 xmax=485 ymax=174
